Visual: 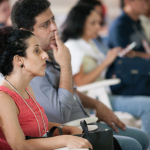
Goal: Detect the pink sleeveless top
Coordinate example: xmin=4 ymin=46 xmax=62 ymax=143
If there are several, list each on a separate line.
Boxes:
xmin=0 ymin=86 xmax=49 ymax=150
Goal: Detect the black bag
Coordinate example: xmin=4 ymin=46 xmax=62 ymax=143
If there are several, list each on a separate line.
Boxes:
xmin=26 ymin=120 xmax=122 ymax=150
xmin=106 ymin=57 xmax=150 ymax=96
xmin=75 ymin=120 xmax=122 ymax=150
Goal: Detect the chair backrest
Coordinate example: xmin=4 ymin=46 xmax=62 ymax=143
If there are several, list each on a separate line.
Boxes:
xmin=87 ymin=87 xmax=112 ymax=110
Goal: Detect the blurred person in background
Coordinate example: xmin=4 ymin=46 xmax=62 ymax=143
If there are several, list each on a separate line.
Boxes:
xmin=0 ymin=0 xmax=11 ymax=27
xmin=140 ymin=0 xmax=150 ymax=43
xmin=77 ymin=0 xmax=108 ymax=43
xmin=108 ymin=0 xmax=150 ymax=58
xmin=61 ymin=3 xmax=150 ymax=150
xmin=77 ymin=0 xmax=108 ymax=54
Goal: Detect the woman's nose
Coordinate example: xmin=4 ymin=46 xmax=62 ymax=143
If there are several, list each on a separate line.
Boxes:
xmin=42 ymin=51 xmax=48 ymax=60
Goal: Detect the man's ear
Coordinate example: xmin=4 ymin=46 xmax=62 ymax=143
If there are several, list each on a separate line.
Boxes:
xmin=20 ymin=28 xmax=30 ymax=31
xmin=20 ymin=28 xmax=34 ymax=34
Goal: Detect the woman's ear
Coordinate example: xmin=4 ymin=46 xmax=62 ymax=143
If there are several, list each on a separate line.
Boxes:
xmin=13 ymin=55 xmax=24 ymax=67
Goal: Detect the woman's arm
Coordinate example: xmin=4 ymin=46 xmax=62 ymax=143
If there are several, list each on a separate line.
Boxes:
xmin=27 ymin=84 xmax=82 ymax=136
xmin=48 ymin=122 xmax=82 ymax=136
xmin=126 ymin=50 xmax=150 ymax=58
xmin=74 ymin=47 xmax=121 ymax=86
xmin=0 ymin=92 xmax=92 ymax=150
xmin=74 ymin=63 xmax=107 ymax=86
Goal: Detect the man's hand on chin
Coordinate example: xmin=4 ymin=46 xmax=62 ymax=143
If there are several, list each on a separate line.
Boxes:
xmin=94 ymin=101 xmax=126 ymax=133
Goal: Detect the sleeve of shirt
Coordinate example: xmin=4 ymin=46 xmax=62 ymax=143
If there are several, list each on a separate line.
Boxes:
xmin=30 ymin=75 xmax=77 ymax=124
xmin=65 ymin=40 xmax=85 ymax=75
xmin=108 ymin=22 xmax=131 ymax=49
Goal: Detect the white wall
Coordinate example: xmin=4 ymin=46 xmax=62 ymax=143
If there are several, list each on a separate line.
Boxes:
xmin=9 ymin=0 xmax=121 ymax=27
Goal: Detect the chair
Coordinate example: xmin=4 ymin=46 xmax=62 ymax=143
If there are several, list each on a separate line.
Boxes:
xmin=77 ymin=79 xmax=141 ymax=128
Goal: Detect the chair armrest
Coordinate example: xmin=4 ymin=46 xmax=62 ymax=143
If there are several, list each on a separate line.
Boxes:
xmin=77 ymin=79 xmax=120 ymax=92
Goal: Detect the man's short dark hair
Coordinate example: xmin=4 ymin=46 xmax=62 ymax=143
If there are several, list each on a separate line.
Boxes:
xmin=11 ymin=0 xmax=51 ymax=31
xmin=120 ymin=0 xmax=125 ymax=9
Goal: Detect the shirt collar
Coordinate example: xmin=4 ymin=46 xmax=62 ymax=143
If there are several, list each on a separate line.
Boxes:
xmin=46 ymin=50 xmax=60 ymax=71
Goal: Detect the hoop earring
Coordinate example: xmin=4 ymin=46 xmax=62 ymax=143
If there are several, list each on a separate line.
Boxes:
xmin=21 ymin=64 xmax=24 ymax=68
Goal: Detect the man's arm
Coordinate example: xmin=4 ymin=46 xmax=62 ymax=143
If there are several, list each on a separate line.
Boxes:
xmin=75 ymin=90 xmax=126 ymax=133
xmin=30 ymin=76 xmax=75 ymax=124
xmin=30 ymin=31 xmax=75 ymax=124
xmin=51 ymin=31 xmax=73 ymax=94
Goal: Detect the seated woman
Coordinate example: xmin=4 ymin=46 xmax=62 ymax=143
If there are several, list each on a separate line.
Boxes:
xmin=60 ymin=4 xmax=150 ymax=150
xmin=0 ymin=27 xmax=92 ymax=150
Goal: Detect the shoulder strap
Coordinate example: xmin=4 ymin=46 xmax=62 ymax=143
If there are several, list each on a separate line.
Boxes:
xmin=48 ymin=126 xmax=63 ymax=137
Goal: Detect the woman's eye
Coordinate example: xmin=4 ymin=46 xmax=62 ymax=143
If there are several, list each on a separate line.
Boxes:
xmin=35 ymin=49 xmax=39 ymax=53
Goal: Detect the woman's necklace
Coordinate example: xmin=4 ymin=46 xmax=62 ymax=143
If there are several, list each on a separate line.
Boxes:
xmin=4 ymin=78 xmax=47 ymax=137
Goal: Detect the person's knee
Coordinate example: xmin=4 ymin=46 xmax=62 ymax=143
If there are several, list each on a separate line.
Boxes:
xmin=136 ymin=129 xmax=150 ymax=150
xmin=124 ymin=127 xmax=149 ymax=150
xmin=143 ymin=105 xmax=150 ymax=115
xmin=114 ymin=136 xmax=142 ymax=150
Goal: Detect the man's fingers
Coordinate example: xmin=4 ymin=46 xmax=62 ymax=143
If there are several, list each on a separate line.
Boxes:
xmin=108 ymin=122 xmax=118 ymax=133
xmin=55 ymin=31 xmax=62 ymax=46
xmin=114 ymin=118 xmax=126 ymax=131
xmin=50 ymin=44 xmax=57 ymax=53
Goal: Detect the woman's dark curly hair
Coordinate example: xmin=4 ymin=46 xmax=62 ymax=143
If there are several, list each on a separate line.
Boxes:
xmin=60 ymin=4 xmax=94 ymax=43
xmin=0 ymin=26 xmax=34 ymax=76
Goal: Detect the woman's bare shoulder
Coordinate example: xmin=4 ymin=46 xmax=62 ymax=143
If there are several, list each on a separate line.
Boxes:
xmin=0 ymin=91 xmax=18 ymax=114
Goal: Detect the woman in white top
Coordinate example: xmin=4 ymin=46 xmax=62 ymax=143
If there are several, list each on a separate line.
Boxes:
xmin=61 ymin=4 xmax=121 ymax=86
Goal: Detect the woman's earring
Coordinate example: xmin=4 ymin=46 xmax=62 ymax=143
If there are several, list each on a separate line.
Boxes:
xmin=21 ymin=64 xmax=24 ymax=68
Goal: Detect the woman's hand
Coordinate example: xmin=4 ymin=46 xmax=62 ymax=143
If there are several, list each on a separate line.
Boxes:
xmin=64 ymin=135 xmax=93 ymax=149
xmin=103 ymin=47 xmax=122 ymax=66
xmin=125 ymin=50 xmax=136 ymax=58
